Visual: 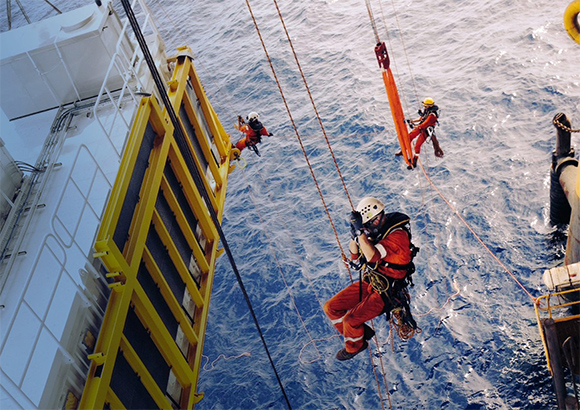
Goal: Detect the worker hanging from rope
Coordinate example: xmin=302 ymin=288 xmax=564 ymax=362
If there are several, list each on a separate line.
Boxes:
xmin=366 ymin=0 xmax=444 ymax=170
xmin=232 ymin=112 xmax=274 ymax=157
xmin=397 ymin=98 xmax=444 ymax=167
xmin=323 ymin=197 xmax=420 ymax=361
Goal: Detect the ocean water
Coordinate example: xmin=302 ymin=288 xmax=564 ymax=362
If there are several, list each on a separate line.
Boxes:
xmin=4 ymin=0 xmax=579 ymax=409
xmin=184 ymin=0 xmax=579 ymax=409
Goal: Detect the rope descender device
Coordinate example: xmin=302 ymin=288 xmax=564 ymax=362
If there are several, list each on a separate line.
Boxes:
xmin=374 ymin=42 xmax=390 ymax=70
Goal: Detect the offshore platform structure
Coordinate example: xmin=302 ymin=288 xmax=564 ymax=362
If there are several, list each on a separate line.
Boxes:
xmin=544 ymin=112 xmax=580 ymax=410
xmin=0 ymin=1 xmax=238 ymax=408
xmin=537 ymin=3 xmax=580 ymax=409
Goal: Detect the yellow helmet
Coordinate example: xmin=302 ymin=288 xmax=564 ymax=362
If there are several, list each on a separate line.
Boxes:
xmin=423 ymin=97 xmax=435 ymax=106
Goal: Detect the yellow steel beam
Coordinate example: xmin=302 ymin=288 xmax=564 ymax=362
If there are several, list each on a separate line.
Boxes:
xmin=142 ymin=246 xmax=198 ymax=345
xmin=184 ymin=53 xmax=229 ymax=160
xmin=105 ymin=389 xmax=126 ymax=410
xmin=125 ymin=100 xmax=174 ymax=269
xmin=171 ymin=47 xmax=230 ymax=161
xmin=166 ymin=55 xmax=221 ymax=203
xmin=167 ymin=53 xmax=224 ymax=189
xmin=168 ymin=143 xmax=218 ymax=241
xmin=80 ymin=238 xmax=133 ymax=410
xmin=181 ymin=90 xmax=223 ymax=188
xmin=186 ymin=242 xmax=220 ymax=409
xmin=207 ymin=100 xmax=232 ymax=159
xmin=119 ymin=335 xmax=173 ymax=409
xmin=132 ymin=284 xmax=195 ymax=387
xmin=160 ymin=176 xmax=209 ymax=274
xmin=97 ymin=97 xmax=155 ymax=242
xmin=214 ymin=163 xmax=229 ymax=222
xmin=151 ymin=209 xmax=204 ymax=308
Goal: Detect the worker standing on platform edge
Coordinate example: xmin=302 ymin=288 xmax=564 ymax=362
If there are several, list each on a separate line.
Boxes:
xmin=323 ymin=197 xmax=419 ymax=361
xmin=233 ymin=112 xmax=273 ymax=157
xmin=398 ymin=98 xmax=444 ymax=168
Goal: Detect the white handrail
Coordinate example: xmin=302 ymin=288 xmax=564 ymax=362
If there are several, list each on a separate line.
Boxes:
xmin=51 ymin=145 xmax=113 ymax=248
xmin=0 ymin=235 xmax=102 ymax=406
xmin=93 ymin=0 xmax=164 ymax=159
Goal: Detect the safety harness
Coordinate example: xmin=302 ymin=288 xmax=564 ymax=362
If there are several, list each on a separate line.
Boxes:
xmin=363 ymin=212 xmax=418 ymax=287
xmin=354 ymin=212 xmax=421 ymax=339
xmin=246 ymin=120 xmax=264 ymax=156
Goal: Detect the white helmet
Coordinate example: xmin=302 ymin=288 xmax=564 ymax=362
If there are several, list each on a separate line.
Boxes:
xmin=356 ymin=197 xmax=385 ymax=224
xmin=247 ymin=112 xmax=259 ymax=121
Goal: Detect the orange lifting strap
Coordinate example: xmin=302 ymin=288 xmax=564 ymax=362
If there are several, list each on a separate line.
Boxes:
xmin=375 ymin=42 xmax=413 ymax=167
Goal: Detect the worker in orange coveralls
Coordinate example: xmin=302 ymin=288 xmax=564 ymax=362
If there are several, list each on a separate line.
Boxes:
xmin=405 ymin=97 xmax=444 ymax=167
xmin=234 ymin=112 xmax=272 ymax=155
xmin=323 ymin=197 xmax=418 ymax=361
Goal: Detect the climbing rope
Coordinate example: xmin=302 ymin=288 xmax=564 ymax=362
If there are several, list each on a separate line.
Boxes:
xmin=416 ymin=158 xmax=538 ymax=303
xmin=416 ymin=281 xmax=462 ymax=318
xmin=271 ymin=0 xmax=355 ymax=211
xmin=244 ymin=0 xmax=353 ymax=279
xmin=367 ymin=319 xmax=393 ymax=410
xmin=202 ymin=352 xmax=252 ymax=371
xmin=365 ymin=0 xmax=381 ymax=44
xmin=390 ymin=308 xmax=422 ymax=340
xmin=373 ymin=1 xmax=414 ymax=116
xmin=365 ymin=342 xmax=391 ymax=410
xmin=245 ymin=1 xmax=395 ymax=407
xmin=384 ymin=0 xmax=421 ymax=110
xmin=120 ymin=2 xmax=292 ymax=408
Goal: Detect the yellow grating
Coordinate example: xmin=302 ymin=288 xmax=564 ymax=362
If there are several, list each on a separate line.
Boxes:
xmin=80 ymin=48 xmax=234 ymax=410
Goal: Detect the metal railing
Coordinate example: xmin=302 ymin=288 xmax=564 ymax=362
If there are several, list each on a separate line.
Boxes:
xmin=93 ymin=0 xmax=165 ymax=159
xmin=534 ymin=288 xmax=580 ymax=371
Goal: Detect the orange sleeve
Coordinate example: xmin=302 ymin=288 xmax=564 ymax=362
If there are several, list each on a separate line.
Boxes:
xmin=369 ymin=229 xmax=411 ymax=264
xmin=240 ymin=124 xmax=253 ymax=137
xmin=419 ymin=113 xmax=437 ymax=129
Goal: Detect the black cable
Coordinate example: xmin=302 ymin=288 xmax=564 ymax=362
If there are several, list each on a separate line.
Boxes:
xmin=118 ymin=1 xmax=292 ymax=408
xmin=15 ymin=161 xmax=44 ymax=173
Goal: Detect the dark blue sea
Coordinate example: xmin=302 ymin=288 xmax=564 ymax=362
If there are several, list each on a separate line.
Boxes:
xmin=5 ymin=0 xmax=579 ymax=409
xmin=184 ymin=1 xmax=579 ymax=408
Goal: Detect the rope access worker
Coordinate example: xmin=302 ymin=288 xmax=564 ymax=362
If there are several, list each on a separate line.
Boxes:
xmin=399 ymin=98 xmax=444 ymax=167
xmin=323 ymin=197 xmax=419 ymax=361
xmin=233 ymin=112 xmax=273 ymax=156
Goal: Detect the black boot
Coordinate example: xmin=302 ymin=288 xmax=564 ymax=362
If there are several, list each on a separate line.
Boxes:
xmin=363 ymin=323 xmax=375 ymax=341
xmin=336 ymin=341 xmax=368 ymax=361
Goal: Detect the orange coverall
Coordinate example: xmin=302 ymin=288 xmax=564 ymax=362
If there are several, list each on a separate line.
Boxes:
xmin=235 ymin=123 xmax=270 ymax=151
xmin=408 ymin=112 xmax=438 ymax=154
xmin=323 ymin=229 xmax=411 ymax=353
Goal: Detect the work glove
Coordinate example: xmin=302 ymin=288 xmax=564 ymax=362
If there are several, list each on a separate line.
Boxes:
xmin=350 ymin=211 xmax=363 ymax=230
xmin=349 ymin=211 xmax=364 ymax=238
xmin=350 ymin=223 xmax=359 ymax=240
xmin=268 ymin=132 xmax=273 ymax=137
xmin=347 ymin=257 xmax=365 ymax=271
